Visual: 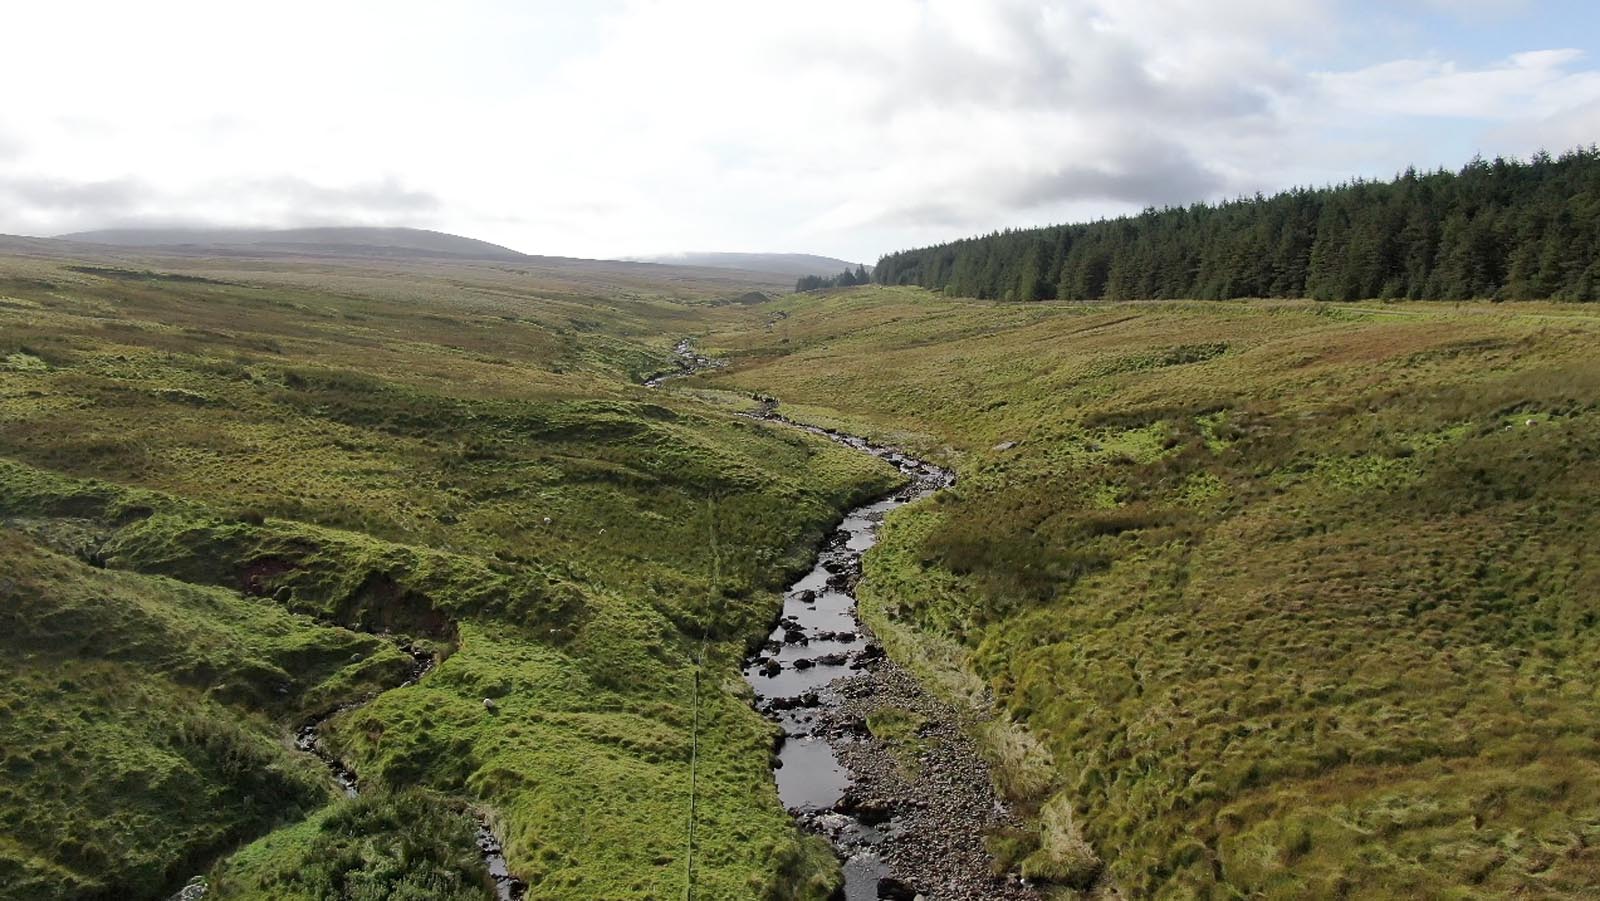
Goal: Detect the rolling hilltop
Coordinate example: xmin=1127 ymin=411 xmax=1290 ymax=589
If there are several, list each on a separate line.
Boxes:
xmin=47 ymin=228 xmax=859 ymax=291
xmin=57 ymin=226 xmax=533 ymax=262
xmin=3 ymin=227 xmax=805 ymax=296
xmin=57 ymin=228 xmax=869 ymax=280
xmin=627 ymin=252 xmax=869 ymax=280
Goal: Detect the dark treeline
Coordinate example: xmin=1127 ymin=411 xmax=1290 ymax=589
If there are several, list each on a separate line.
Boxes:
xmin=797 ymin=264 xmax=870 ymax=293
xmin=874 ymin=147 xmax=1600 ymax=302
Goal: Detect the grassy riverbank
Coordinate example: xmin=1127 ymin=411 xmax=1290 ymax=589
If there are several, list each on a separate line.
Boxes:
xmin=0 ymin=252 xmax=895 ymax=900
xmin=700 ymin=287 xmax=1600 ymax=898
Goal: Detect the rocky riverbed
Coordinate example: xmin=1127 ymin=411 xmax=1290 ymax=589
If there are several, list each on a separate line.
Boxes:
xmin=643 ymin=338 xmax=724 ymax=387
xmin=811 ymin=662 xmax=1043 ymax=900
xmin=645 ymin=339 xmax=1048 ymax=898
xmin=744 ymin=414 xmax=1046 ymax=901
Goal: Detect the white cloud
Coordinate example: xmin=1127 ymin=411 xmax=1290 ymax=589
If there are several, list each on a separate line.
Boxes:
xmin=0 ymin=1 xmax=1595 ymax=261
xmin=1413 ymin=0 xmax=1531 ymax=19
xmin=1487 ymin=97 xmax=1600 ymax=155
xmin=1317 ymin=49 xmax=1600 ymax=119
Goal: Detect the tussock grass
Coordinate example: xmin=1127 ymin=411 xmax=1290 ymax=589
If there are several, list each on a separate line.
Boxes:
xmin=0 ymin=529 xmax=405 ymax=899
xmin=207 ymin=789 xmax=494 ymax=900
xmin=703 ymin=287 xmax=1600 ymax=898
xmin=0 ymin=251 xmax=892 ymax=900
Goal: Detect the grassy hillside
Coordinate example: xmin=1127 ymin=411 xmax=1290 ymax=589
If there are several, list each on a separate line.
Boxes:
xmin=0 ymin=254 xmax=898 ymax=900
xmin=699 ymin=286 xmax=1600 ymax=898
xmin=0 ymin=527 xmax=412 ymax=899
xmin=12 ymin=243 xmax=1600 ymax=900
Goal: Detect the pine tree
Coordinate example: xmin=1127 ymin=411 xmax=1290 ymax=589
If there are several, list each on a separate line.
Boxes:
xmin=872 ymin=147 xmax=1600 ymax=303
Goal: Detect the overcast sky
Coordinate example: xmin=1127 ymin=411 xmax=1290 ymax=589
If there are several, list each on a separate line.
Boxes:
xmin=2 ymin=0 xmax=1597 ymax=262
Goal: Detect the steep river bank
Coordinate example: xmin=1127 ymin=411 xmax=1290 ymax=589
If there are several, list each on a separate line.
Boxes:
xmin=168 ymin=643 xmax=525 ymax=901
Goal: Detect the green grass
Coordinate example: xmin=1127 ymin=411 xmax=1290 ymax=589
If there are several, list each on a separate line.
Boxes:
xmin=0 ymin=251 xmax=895 ymax=900
xmin=13 ymin=247 xmax=1599 ymax=899
xmin=0 ymin=528 xmax=408 ymax=900
xmin=865 ymin=706 xmax=929 ymax=778
xmin=207 ymin=789 xmax=495 ymax=901
xmin=700 ymin=287 xmax=1600 ymax=898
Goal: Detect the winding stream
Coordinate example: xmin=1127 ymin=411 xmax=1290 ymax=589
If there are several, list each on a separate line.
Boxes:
xmin=643 ymin=338 xmax=723 ymax=387
xmin=647 ymin=338 xmax=1034 ymax=898
xmin=297 ymin=645 xmax=527 ymax=901
xmin=167 ymin=336 xmax=991 ymax=901
xmin=740 ymin=415 xmax=955 ymax=899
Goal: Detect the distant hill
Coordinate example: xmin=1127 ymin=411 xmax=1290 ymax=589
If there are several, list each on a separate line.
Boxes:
xmin=49 ymin=230 xmax=873 ymax=282
xmin=56 ymin=226 xmax=531 ymax=262
xmin=628 ymin=252 xmax=870 ymax=279
xmin=5 ymin=228 xmax=797 ymax=295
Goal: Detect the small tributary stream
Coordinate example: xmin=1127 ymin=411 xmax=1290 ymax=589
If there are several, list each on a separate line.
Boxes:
xmin=297 ymin=645 xmax=527 ymax=901
xmin=169 ymin=644 xmax=526 ymax=901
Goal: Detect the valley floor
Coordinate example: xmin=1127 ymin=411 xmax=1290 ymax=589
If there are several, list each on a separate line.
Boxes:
xmin=4 ymin=250 xmax=1600 ymax=899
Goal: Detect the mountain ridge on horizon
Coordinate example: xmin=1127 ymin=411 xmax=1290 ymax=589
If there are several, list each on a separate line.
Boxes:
xmin=51 ymin=226 xmax=866 ymax=281
xmin=626 ymin=251 xmax=871 ymax=278
xmin=55 ymin=225 xmax=532 ymax=263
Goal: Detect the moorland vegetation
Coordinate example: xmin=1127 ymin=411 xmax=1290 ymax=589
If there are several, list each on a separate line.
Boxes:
xmin=699 ymin=288 xmax=1600 ymax=898
xmin=7 ymin=164 xmax=1600 ymax=901
xmin=0 ymin=252 xmax=898 ymax=900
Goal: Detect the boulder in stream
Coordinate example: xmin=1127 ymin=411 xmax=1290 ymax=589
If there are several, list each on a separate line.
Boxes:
xmin=877 ymin=876 xmax=921 ymax=900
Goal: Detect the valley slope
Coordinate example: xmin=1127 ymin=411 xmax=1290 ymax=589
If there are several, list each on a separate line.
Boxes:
xmin=697 ymin=287 xmax=1600 ymax=898
xmin=7 ymin=243 xmax=1600 ymax=900
xmin=0 ymin=250 xmax=894 ymax=900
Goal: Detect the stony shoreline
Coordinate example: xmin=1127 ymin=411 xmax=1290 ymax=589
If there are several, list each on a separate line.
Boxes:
xmin=808 ymin=648 xmax=1045 ymax=901
xmin=737 ymin=410 xmax=1045 ymax=901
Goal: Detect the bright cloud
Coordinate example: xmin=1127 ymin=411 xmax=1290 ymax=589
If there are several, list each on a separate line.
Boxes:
xmin=1318 ymin=49 xmax=1600 ymax=119
xmin=0 ymin=0 xmax=1596 ymax=261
